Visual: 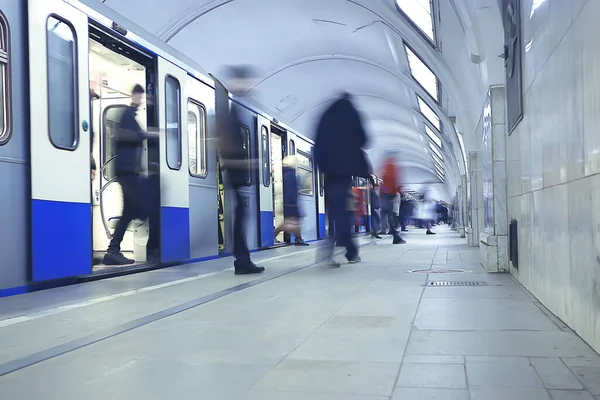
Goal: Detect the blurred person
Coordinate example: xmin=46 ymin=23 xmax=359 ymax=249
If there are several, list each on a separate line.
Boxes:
xmin=274 ymin=155 xmax=309 ymax=246
xmin=102 ymin=84 xmax=160 ymax=266
xmin=315 ymin=92 xmax=370 ymax=266
xmin=219 ymin=65 xmax=265 ymax=275
xmin=379 ymin=157 xmax=406 ymax=244
xmin=369 ymin=176 xmax=382 ymax=239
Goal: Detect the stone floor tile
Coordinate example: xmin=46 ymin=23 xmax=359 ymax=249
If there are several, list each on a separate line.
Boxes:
xmin=414 ymin=299 xmax=559 ymax=331
xmin=531 ymin=358 xmax=584 ymax=389
xmin=407 ymin=331 xmax=598 ymax=357
xmin=469 ymin=387 xmax=552 ymax=400
xmin=396 ymin=363 xmax=466 ymax=389
xmin=569 ymin=367 xmax=600 ymax=395
xmin=549 ymin=390 xmax=596 ymax=399
xmin=288 ymin=316 xmax=411 ymax=363
xmin=241 ymin=390 xmax=389 ymax=400
xmin=252 ymin=359 xmax=400 ymax=397
xmin=392 ymin=388 xmax=469 ymax=400
xmin=402 ymin=355 xmax=464 ymax=364
xmin=466 ymin=357 xmax=543 ymax=388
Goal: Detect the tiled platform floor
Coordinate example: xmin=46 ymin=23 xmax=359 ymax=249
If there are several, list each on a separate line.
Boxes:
xmin=0 ymin=227 xmax=599 ymax=399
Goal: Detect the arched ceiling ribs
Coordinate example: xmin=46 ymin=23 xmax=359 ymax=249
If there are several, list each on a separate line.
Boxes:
xmin=244 ymin=55 xmax=414 ymax=98
xmin=158 ymin=0 xmax=236 ymax=42
xmin=245 ymin=55 xmax=463 ymax=175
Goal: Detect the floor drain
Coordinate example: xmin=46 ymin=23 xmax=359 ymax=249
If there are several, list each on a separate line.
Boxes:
xmin=408 ymin=268 xmax=469 ymax=274
xmin=427 ymin=281 xmax=488 ymax=286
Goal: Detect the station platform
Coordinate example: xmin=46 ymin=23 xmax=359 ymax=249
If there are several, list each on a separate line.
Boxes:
xmin=0 ymin=227 xmax=599 ymax=400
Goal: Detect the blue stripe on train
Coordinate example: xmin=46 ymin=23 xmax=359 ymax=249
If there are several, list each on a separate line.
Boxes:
xmin=31 ymin=199 xmax=92 ymax=282
xmin=260 ymin=211 xmax=274 ymax=248
xmin=161 ymin=206 xmax=190 ymax=263
xmin=318 ymin=213 xmax=326 ymax=239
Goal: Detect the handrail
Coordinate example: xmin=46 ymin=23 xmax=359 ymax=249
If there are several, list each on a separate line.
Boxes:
xmin=99 ymin=156 xmax=118 ymax=239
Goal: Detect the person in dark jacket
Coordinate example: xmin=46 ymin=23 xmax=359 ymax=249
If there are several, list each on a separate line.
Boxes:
xmin=315 ymin=92 xmax=370 ymax=266
xmin=368 ymin=176 xmax=382 ymax=239
xmin=102 ymin=84 xmax=159 ymax=266
xmin=274 ymin=156 xmax=308 ymax=245
xmin=219 ymin=66 xmax=264 ymax=275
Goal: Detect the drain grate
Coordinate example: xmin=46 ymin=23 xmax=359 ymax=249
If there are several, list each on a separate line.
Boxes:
xmin=427 ymin=281 xmax=488 ymax=287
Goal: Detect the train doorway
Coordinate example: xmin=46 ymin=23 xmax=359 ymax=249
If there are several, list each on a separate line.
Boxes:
xmin=271 ymin=125 xmax=286 ymax=244
xmin=88 ymin=27 xmax=158 ymax=270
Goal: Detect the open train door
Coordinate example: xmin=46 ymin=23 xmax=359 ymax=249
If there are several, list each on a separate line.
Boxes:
xmin=257 ymin=115 xmax=274 ymax=248
xmin=156 ymin=57 xmax=190 ymax=263
xmin=28 ymin=0 xmax=92 ymax=281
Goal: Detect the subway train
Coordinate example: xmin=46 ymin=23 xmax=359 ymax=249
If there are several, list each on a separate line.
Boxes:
xmin=0 ymin=0 xmax=328 ymax=296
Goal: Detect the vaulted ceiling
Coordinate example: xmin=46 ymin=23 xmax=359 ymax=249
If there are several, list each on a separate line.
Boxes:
xmin=94 ymin=0 xmax=506 ymax=201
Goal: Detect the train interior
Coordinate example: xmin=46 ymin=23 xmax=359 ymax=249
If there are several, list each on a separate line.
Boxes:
xmin=271 ymin=125 xmax=285 ymax=244
xmin=88 ymin=31 xmax=152 ymax=270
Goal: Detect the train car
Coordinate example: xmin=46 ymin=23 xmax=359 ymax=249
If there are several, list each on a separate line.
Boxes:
xmin=0 ymin=0 xmax=322 ymax=297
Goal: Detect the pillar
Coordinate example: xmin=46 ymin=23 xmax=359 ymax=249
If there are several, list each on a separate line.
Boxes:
xmin=479 ymin=86 xmax=509 ymax=272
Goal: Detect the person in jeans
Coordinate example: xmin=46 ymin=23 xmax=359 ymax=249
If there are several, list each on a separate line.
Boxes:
xmin=315 ymin=92 xmax=370 ymax=266
xmin=369 ymin=177 xmax=382 ymax=239
xmin=219 ymin=65 xmax=264 ymax=275
xmin=103 ymin=84 xmax=159 ymax=265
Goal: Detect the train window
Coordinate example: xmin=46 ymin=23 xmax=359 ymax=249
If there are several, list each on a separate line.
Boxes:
xmin=289 ymin=139 xmax=295 ymax=155
xmin=296 ymin=151 xmax=314 ymax=197
xmin=0 ymin=12 xmax=10 ymax=145
xmin=261 ymin=126 xmax=270 ymax=187
xmin=46 ymin=16 xmax=78 ymax=150
xmin=241 ymin=125 xmax=252 ymax=186
xmin=102 ymin=105 xmax=127 ymax=181
xmin=319 ymin=171 xmax=325 ymax=197
xmin=187 ymin=100 xmax=207 ymax=178
xmin=165 ymin=75 xmax=181 ymax=170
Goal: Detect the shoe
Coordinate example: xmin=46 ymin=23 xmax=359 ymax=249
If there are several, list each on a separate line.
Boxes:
xmin=347 ymin=255 xmax=361 ymax=264
xmin=294 ymin=240 xmax=309 ymax=246
xmin=426 ymin=230 xmax=436 ymax=235
xmin=401 ymin=228 xmax=408 ymax=232
xmin=234 ymin=261 xmax=265 ymax=275
xmin=371 ymin=234 xmax=382 ymax=239
xmin=329 ymin=259 xmax=341 ymax=267
xmin=102 ymin=252 xmax=135 ymax=266
xmin=393 ymin=236 xmax=406 ymax=244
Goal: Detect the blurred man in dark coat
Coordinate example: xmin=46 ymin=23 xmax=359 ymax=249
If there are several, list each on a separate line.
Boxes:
xmin=218 ymin=66 xmax=264 ymax=275
xmin=315 ymin=92 xmax=370 ymax=266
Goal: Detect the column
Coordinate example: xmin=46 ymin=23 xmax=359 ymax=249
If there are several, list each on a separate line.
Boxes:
xmin=479 ymin=86 xmax=509 ymax=273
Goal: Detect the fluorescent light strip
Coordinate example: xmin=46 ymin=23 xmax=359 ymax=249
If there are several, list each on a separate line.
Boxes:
xmin=429 ymin=142 xmax=443 ymax=159
xmin=405 ymin=45 xmax=439 ymax=101
xmin=417 ymin=96 xmax=440 ymax=130
xmin=425 ymin=125 xmax=442 ymax=148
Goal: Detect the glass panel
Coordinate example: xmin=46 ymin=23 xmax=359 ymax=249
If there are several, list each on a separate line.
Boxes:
xmin=47 ymin=17 xmax=78 ymax=149
xmin=241 ymin=126 xmax=251 ymax=185
xmin=165 ymin=75 xmax=181 ymax=170
xmin=396 ymin=0 xmax=435 ymax=42
xmin=188 ymin=101 xmax=207 ymax=177
xmin=406 ymin=45 xmax=439 ymax=101
xmin=417 ymin=96 xmax=440 ymax=130
xmin=297 ymin=151 xmax=314 ymax=196
xmin=261 ymin=126 xmax=270 ymax=187
xmin=425 ymin=125 xmax=442 ymax=148
xmin=429 ymin=142 xmax=443 ymax=159
xmin=289 ymin=139 xmax=295 ymax=155
xmin=102 ymin=105 xmax=127 ymax=180
xmin=0 ymin=63 xmax=5 ymax=142
xmin=319 ymin=171 xmax=324 ymax=197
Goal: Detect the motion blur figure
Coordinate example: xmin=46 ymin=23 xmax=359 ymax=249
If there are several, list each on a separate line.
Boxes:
xmin=103 ymin=84 xmax=160 ymax=266
xmin=219 ymin=66 xmax=264 ymax=275
xmin=274 ymin=155 xmax=309 ymax=246
xmin=315 ymin=92 xmax=370 ymax=266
